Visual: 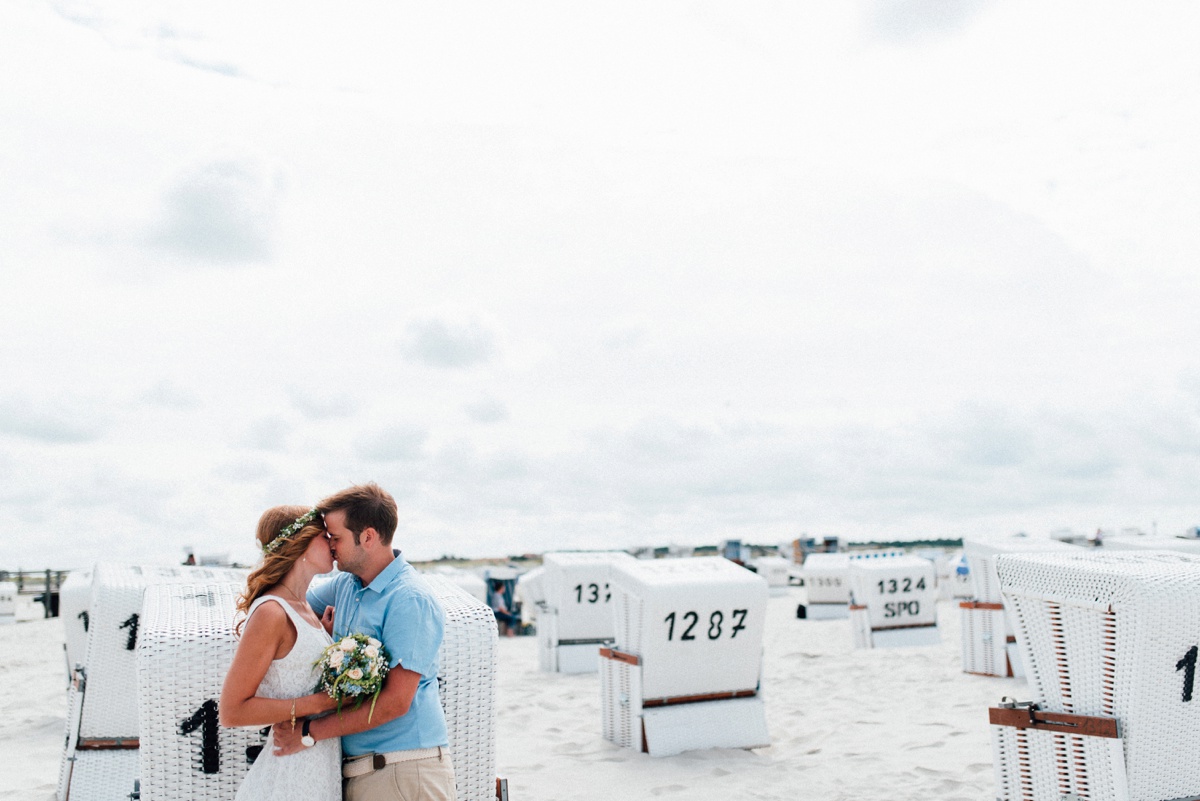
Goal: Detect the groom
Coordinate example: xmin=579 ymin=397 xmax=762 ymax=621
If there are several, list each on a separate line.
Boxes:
xmin=273 ymin=483 xmax=456 ymax=801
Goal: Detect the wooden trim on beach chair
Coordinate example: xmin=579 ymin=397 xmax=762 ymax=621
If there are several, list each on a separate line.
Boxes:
xmin=642 ymin=689 xmax=757 ymax=709
xmin=873 ymin=622 xmax=938 ymax=632
xmin=598 ymin=647 xmax=640 ymax=666
xmin=989 ymin=706 xmax=1119 ymax=739
xmin=959 ymin=601 xmax=1005 ymax=610
xmin=77 ymin=738 xmax=139 ymax=750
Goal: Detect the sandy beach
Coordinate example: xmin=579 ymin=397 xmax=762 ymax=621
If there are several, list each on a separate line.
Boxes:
xmin=0 ymin=588 xmax=1021 ymax=801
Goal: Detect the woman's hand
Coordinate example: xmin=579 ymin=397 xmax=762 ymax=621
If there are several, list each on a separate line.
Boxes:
xmin=321 ymin=606 xmax=335 ymax=636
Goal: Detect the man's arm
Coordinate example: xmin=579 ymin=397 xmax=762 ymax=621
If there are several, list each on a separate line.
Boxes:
xmin=306 ymin=579 xmax=337 ymax=619
xmin=272 ymin=664 xmax=421 ymax=755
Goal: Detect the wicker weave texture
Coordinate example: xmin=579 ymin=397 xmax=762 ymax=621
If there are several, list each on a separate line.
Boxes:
xmin=422 ymin=575 xmax=499 ymax=801
xmin=1102 ymin=537 xmax=1200 ymax=554
xmin=610 ymin=557 xmax=767 ymax=700
xmin=997 ymin=550 xmax=1200 ymax=801
xmin=963 ymin=536 xmax=1076 ymax=604
xmin=541 ymin=551 xmax=634 ymax=642
xmin=849 ymin=606 xmax=872 ymax=649
xmin=137 ymin=582 xmax=263 ymax=801
xmin=60 ymin=569 xmax=94 ymax=680
xmin=514 ymin=566 xmax=545 ymax=622
xmin=991 ymin=724 xmax=1128 ymax=801
xmin=81 ymin=563 xmax=247 ymax=740
xmin=847 ymin=556 xmax=937 ymax=630
xmin=57 ymin=684 xmax=85 ymax=801
xmin=960 ymin=605 xmax=1009 ymax=677
xmin=599 ymin=656 xmax=641 ymax=750
xmin=63 ymin=750 xmax=140 ymax=801
xmin=800 ymin=554 xmax=850 ymax=604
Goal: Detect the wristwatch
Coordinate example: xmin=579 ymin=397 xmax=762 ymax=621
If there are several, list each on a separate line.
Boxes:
xmin=301 ymin=718 xmax=316 ymax=748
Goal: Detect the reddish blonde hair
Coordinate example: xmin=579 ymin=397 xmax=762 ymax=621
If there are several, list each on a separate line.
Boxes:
xmin=235 ymin=505 xmax=325 ymax=635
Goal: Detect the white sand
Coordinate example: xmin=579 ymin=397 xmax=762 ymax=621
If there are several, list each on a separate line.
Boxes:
xmin=1 ymin=591 xmax=1020 ymax=801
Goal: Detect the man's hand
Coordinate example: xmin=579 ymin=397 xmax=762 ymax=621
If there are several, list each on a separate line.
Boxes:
xmin=321 ymin=606 xmax=335 ymax=636
xmin=272 ymin=719 xmax=305 ymax=756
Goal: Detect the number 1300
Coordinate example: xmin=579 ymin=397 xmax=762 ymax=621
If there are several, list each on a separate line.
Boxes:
xmin=664 ymin=609 xmax=748 ymax=641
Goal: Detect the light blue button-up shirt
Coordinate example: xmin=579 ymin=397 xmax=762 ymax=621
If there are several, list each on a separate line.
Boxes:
xmin=308 ymin=553 xmax=449 ymax=755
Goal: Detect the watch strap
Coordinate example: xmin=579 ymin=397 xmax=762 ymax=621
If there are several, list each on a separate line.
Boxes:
xmin=301 ymin=717 xmax=315 ymax=746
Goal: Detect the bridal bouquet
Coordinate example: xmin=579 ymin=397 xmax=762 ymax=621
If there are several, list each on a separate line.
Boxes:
xmin=314 ymin=634 xmax=391 ymax=720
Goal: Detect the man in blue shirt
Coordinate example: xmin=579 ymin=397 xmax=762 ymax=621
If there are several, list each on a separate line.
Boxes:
xmin=273 ymin=483 xmax=455 ymax=801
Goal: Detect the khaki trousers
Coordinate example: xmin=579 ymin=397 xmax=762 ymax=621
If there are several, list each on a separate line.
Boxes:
xmin=344 ymin=751 xmax=456 ymax=801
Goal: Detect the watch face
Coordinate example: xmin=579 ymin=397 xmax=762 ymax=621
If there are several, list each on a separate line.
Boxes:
xmin=302 ymin=735 xmax=316 ymax=747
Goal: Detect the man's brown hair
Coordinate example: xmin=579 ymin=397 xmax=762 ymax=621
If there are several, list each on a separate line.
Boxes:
xmin=319 ymin=483 xmax=399 ymax=546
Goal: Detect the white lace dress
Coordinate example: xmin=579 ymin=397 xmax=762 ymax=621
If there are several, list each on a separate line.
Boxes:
xmin=233 ymin=596 xmax=341 ymax=801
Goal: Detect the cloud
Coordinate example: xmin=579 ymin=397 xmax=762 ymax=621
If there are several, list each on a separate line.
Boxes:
xmin=289 ymin=387 xmax=358 ymax=420
xmin=464 ymin=397 xmax=509 ymax=424
xmin=357 ymin=425 xmax=428 ymax=462
xmin=402 ymin=319 xmax=495 ymax=368
xmin=242 ymin=417 xmax=290 ymax=452
xmin=145 ymin=158 xmax=281 ymax=264
xmin=861 ymin=0 xmax=992 ymax=44
xmin=141 ymin=381 xmax=201 ymax=410
xmin=0 ymin=396 xmax=105 ymax=444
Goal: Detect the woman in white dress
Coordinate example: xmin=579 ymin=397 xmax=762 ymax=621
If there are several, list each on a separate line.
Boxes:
xmin=220 ymin=505 xmax=342 ymax=801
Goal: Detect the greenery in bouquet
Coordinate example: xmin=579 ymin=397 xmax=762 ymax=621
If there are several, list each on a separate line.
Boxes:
xmin=314 ymin=633 xmax=391 ymax=721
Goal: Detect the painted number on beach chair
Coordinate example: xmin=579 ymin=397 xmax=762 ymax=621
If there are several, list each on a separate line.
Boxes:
xmin=883 ymin=601 xmax=920 ymax=619
xmin=876 ymin=577 xmax=925 ymax=595
xmin=664 ymin=609 xmax=748 ymax=641
xmin=246 ymin=726 xmax=270 ymax=764
xmin=1177 ymin=645 xmax=1198 ymax=702
xmin=179 ymin=699 xmax=221 ymax=774
xmin=119 ymin=613 xmax=140 ymax=650
xmin=573 ymin=583 xmax=611 ymax=604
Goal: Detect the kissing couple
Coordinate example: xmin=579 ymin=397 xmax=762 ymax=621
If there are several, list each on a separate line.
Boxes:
xmin=219 ymin=483 xmax=456 ymax=801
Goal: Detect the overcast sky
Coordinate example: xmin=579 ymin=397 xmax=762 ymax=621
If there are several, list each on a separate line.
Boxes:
xmin=3 ymin=0 xmax=1200 ymax=568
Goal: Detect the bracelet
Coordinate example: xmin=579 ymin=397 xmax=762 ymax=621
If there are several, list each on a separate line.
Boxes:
xmin=290 ymin=699 xmax=297 ymax=731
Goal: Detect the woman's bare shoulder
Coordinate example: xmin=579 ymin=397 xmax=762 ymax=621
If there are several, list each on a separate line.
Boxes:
xmin=242 ymin=595 xmax=291 ymax=637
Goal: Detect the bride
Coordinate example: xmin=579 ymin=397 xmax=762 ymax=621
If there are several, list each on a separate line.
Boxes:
xmin=220 ymin=505 xmax=341 ymax=801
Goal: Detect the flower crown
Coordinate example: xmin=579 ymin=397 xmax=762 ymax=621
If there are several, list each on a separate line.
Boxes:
xmin=263 ymin=508 xmax=321 ymax=555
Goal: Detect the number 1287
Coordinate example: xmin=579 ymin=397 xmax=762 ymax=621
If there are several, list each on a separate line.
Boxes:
xmin=664 ymin=609 xmax=748 ymax=641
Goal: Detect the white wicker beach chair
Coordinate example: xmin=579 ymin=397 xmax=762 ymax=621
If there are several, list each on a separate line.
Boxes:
xmin=992 ymin=550 xmax=1200 ymax=801
xmin=60 ymin=568 xmax=94 ymax=681
xmin=79 ymin=564 xmax=248 ymax=742
xmin=421 ymin=575 xmax=499 ymax=801
xmin=797 ymin=553 xmax=850 ymax=619
xmin=137 ymin=582 xmax=264 ymax=801
xmin=749 ymin=556 xmax=791 ymax=596
xmin=959 ymin=537 xmax=1077 ymax=677
xmin=514 ymin=566 xmax=545 ymax=625
xmin=960 ymin=601 xmax=1010 ymax=677
xmin=600 ymin=557 xmax=770 ymax=757
xmin=846 ymin=556 xmax=939 ymax=649
xmin=536 ymin=551 xmax=634 ymax=673
xmin=62 ymin=750 xmax=140 ymax=801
